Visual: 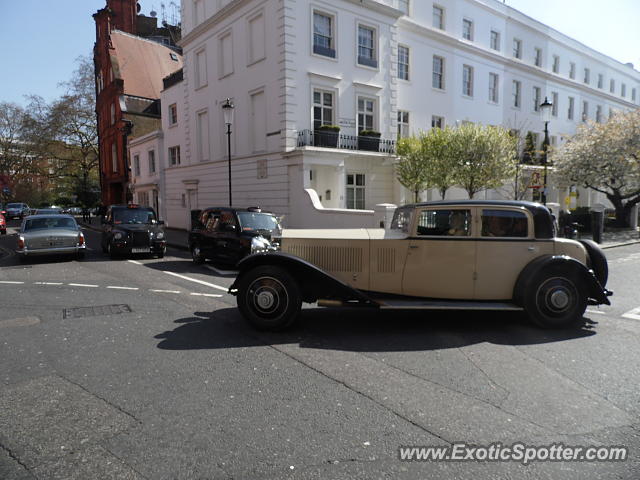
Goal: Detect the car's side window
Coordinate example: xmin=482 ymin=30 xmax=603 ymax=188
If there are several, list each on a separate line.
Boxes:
xmin=219 ymin=211 xmax=235 ymax=230
xmin=416 ymin=209 xmax=472 ymax=237
xmin=205 ymin=213 xmax=219 ymax=232
xmin=481 ymin=209 xmax=528 ymax=238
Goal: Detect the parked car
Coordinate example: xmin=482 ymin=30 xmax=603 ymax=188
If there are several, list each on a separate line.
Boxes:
xmin=34 ymin=207 xmax=63 ymax=215
xmin=189 ymin=207 xmax=280 ymax=266
xmin=100 ymin=204 xmax=166 ymax=258
xmin=5 ymin=203 xmax=30 ymax=220
xmin=230 ymin=200 xmax=612 ymax=331
xmin=0 ymin=212 xmax=6 ymax=235
xmin=16 ymin=214 xmax=85 ymax=261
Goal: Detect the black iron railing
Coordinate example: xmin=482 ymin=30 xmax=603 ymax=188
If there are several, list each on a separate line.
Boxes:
xmin=297 ymin=129 xmax=396 ymax=154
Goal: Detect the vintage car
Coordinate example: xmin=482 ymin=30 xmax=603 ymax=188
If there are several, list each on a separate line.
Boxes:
xmin=100 ymin=204 xmax=166 ymax=258
xmin=189 ymin=206 xmax=280 ymax=266
xmin=16 ymin=214 xmax=86 ymax=261
xmin=229 ymin=200 xmax=611 ymax=331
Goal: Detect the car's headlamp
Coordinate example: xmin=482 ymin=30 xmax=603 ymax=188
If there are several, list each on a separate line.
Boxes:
xmin=114 ymin=232 xmax=124 ymax=240
xmin=251 ymin=236 xmax=271 ymax=253
xmin=156 ymin=231 xmax=164 ymax=240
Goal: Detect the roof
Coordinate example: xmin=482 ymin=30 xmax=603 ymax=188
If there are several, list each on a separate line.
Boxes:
xmin=110 ymin=30 xmax=183 ymax=99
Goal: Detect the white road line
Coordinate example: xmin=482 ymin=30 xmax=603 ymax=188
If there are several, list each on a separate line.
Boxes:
xmin=150 ymin=289 xmax=181 ymax=294
xmin=190 ymin=292 xmax=223 ymax=298
xmin=586 ymin=309 xmax=606 ymax=315
xmin=0 ymin=280 xmax=24 ymax=284
xmin=163 ymin=271 xmax=229 ymax=293
xmin=107 ymin=286 xmax=139 ymax=290
xmin=68 ymin=283 xmax=99 ymax=288
xmin=204 ymin=265 xmax=239 ymax=276
xmin=622 ymin=307 xmax=640 ymax=321
xmin=127 ymin=260 xmax=143 ymax=265
xmin=34 ymin=282 xmax=64 ymax=285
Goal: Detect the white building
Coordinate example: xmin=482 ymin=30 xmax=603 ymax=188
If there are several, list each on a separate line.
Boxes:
xmin=159 ymin=0 xmax=639 ymax=229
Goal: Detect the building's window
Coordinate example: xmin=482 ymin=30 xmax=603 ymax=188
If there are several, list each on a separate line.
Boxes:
xmin=596 ymin=105 xmax=602 ymax=123
xmin=181 ymin=193 xmax=186 ymax=208
xmin=490 ymin=30 xmax=500 ymax=51
xmin=196 ymin=110 xmax=209 ymax=161
xmin=432 ymin=55 xmax=444 ymax=89
xmin=610 ymin=78 xmax=615 ymax=93
xmin=462 ymin=65 xmax=473 ymax=97
xmin=569 ymin=62 xmax=576 ymax=79
xmin=313 ymin=89 xmax=334 ymax=130
xmin=357 ymin=25 xmax=377 ymax=68
xmin=552 ymin=55 xmax=559 ymax=73
xmin=462 ymin=19 xmax=473 ymax=41
xmin=250 ymin=90 xmax=266 ymax=152
xmin=133 ymin=154 xmax=140 ymax=176
xmin=621 ymin=83 xmax=626 ymax=97
xmin=433 ymin=5 xmax=444 ymax=30
xmin=513 ymin=38 xmax=522 ymax=59
xmin=551 ymin=92 xmax=558 ymax=117
xmin=195 ymin=48 xmax=207 ymax=88
xmin=169 ymin=146 xmax=181 ymax=166
xmin=609 ymin=107 xmax=614 ymax=119
xmin=432 ymin=115 xmax=444 ymax=129
xmin=568 ymin=96 xmax=575 ymax=120
xmin=148 ymin=150 xmax=156 ymax=174
xmin=512 ymin=80 xmax=521 ymax=108
xmin=219 ymin=32 xmax=233 ymax=78
xmin=582 ymin=101 xmax=588 ymax=122
xmin=597 ymin=73 xmax=603 ymax=89
xmin=397 ymin=110 xmax=409 ymax=138
xmin=110 ymin=102 xmax=116 ymax=125
xmin=633 ymin=88 xmax=637 ymax=102
xmin=530 ymin=132 xmax=539 ymax=148
xmin=583 ymin=68 xmax=590 ymax=84
xmin=248 ymin=12 xmax=265 ymax=64
xmin=111 ymin=143 xmax=118 ymax=173
xmin=488 ymin=73 xmax=499 ymax=103
xmin=534 ymin=47 xmax=542 ymax=67
xmin=193 ymin=0 xmax=204 ymax=26
xmin=346 ymin=173 xmax=365 ymax=210
xmin=550 ymin=135 xmax=557 ymax=147
xmin=398 ymin=45 xmax=410 ymax=80
xmin=357 ymin=97 xmax=376 ymax=132
xmin=169 ymin=103 xmax=178 ymax=125
xmin=533 ymin=86 xmax=541 ymax=112
xmin=313 ymin=11 xmax=335 ymax=58
xmin=398 ymin=0 xmax=409 ymax=15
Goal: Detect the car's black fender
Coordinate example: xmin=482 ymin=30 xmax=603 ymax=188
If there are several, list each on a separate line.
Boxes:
xmin=513 ymin=255 xmax=611 ymax=307
xmin=229 ymin=252 xmax=374 ymax=304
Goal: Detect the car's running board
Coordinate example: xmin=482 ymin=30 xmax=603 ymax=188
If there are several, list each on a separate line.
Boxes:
xmin=376 ymin=299 xmax=523 ymax=311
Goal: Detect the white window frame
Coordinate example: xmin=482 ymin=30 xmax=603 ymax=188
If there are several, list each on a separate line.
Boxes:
xmin=582 ymin=101 xmax=588 ymax=122
xmin=432 ymin=55 xmax=445 ymax=90
xmin=397 ymin=110 xmax=409 ymax=138
xmin=133 ymin=154 xmax=140 ymax=177
xmin=196 ymin=109 xmax=209 ymax=162
xmin=148 ymin=149 xmax=156 ymax=174
xmin=534 ymin=47 xmax=542 ymax=67
xmin=533 ymin=86 xmax=541 ymax=112
xmin=551 ymin=92 xmax=558 ymax=117
xmin=462 ymin=18 xmax=473 ymax=41
xmin=568 ymin=96 xmax=575 ymax=120
xmin=312 ymin=88 xmax=335 ymax=130
xmin=346 ymin=173 xmax=366 ymax=210
xmin=552 ymin=55 xmax=559 ymax=73
xmin=621 ymin=83 xmax=626 ymax=97
xmin=194 ymin=47 xmax=207 ymax=89
xmin=431 ymin=115 xmax=444 ymax=129
xmin=398 ymin=44 xmax=410 ymax=81
xmin=218 ymin=30 xmax=234 ymax=79
xmin=596 ymin=105 xmax=603 ymax=123
xmin=597 ymin=73 xmax=603 ymax=89
xmin=583 ymin=68 xmax=590 ymax=84
xmin=312 ymin=9 xmax=336 ymax=59
xmin=488 ymin=73 xmax=499 ymax=103
xmin=569 ymin=62 xmax=576 ymax=80
xmin=356 ymin=96 xmax=377 ymax=133
xmin=610 ymin=78 xmax=615 ymax=93
xmin=356 ymin=22 xmax=378 ymax=69
xmin=433 ymin=5 xmax=444 ymax=30
xmin=513 ymin=38 xmax=522 ymax=59
xmin=247 ymin=10 xmax=266 ymax=66
xmin=462 ymin=64 xmax=473 ymax=97
xmin=169 ymin=146 xmax=181 ymax=166
xmin=490 ymin=30 xmax=500 ymax=51
xmin=168 ymin=103 xmax=178 ymax=126
xmin=512 ymin=80 xmax=521 ymax=108
xmin=398 ymin=0 xmax=410 ymax=16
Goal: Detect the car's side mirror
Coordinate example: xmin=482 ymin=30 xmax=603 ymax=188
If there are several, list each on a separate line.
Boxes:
xmin=224 ymin=224 xmax=237 ymax=232
xmin=158 ymin=220 xmax=165 ymax=225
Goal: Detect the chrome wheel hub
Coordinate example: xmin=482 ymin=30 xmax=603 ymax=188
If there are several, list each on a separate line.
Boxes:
xmin=256 ymin=290 xmax=275 ymax=309
xmin=550 ymin=290 xmax=570 ymax=309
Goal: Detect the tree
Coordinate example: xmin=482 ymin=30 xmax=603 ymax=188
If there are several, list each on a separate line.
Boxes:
xmin=451 ymin=124 xmax=518 ymax=199
xmin=396 ymin=136 xmax=427 ymax=202
xmin=553 ymin=109 xmax=640 ymax=227
xmin=522 ymin=131 xmax=538 ymax=165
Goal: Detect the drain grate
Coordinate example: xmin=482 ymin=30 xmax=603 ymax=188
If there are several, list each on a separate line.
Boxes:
xmin=63 ymin=304 xmax=132 ymax=319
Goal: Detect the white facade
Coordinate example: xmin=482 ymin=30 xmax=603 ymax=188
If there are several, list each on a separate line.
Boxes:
xmin=162 ymin=0 xmax=640 ymax=228
xmin=129 ymin=130 xmax=165 ymax=219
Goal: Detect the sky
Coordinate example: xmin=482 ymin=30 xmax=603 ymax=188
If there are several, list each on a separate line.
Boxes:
xmin=0 ymin=0 xmax=638 ymax=107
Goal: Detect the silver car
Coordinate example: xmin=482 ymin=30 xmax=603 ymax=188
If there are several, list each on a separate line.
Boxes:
xmin=17 ymin=214 xmax=86 ymax=262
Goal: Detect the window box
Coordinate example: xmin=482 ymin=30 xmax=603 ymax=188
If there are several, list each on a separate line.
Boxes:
xmin=357 ymin=130 xmax=381 ymax=151
xmin=315 ymin=125 xmax=340 ymax=148
xmin=358 ymin=56 xmax=378 ymax=69
xmin=313 ymin=44 xmax=336 ymax=58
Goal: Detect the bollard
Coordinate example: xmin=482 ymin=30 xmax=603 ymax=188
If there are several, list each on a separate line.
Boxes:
xmin=591 ymin=210 xmax=604 ymax=244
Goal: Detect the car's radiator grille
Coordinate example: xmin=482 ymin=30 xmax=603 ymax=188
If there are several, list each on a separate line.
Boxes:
xmin=376 ymin=248 xmax=396 ymax=273
xmin=131 ymin=232 xmax=150 ymax=247
xmin=287 ymin=245 xmax=363 ymax=272
xmin=28 ymin=236 xmax=75 ymax=249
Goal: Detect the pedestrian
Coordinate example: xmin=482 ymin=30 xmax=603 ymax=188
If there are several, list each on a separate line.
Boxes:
xmin=82 ymin=206 xmax=90 ymax=222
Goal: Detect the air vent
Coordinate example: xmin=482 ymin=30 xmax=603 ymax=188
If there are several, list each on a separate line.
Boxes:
xmin=287 ymin=245 xmax=363 ymax=272
xmin=376 ymin=248 xmax=396 ymax=273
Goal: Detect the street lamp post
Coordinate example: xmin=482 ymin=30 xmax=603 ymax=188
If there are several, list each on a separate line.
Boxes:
xmin=539 ymin=96 xmax=553 ymax=206
xmin=222 ymin=98 xmax=235 ymax=206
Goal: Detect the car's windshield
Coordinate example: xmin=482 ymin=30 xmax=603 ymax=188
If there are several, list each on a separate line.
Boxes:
xmin=24 ymin=217 xmax=77 ymax=231
xmin=237 ymin=212 xmax=279 ymax=232
xmin=113 ymin=208 xmax=157 ymax=224
xmin=7 ymin=203 xmax=23 ymax=208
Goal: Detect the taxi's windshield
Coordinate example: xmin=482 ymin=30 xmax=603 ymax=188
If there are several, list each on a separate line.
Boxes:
xmin=113 ymin=208 xmax=157 ymax=224
xmin=237 ymin=212 xmax=279 ymax=232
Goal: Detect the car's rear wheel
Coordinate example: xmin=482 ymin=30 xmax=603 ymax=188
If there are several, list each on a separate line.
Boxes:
xmin=524 ymin=266 xmax=587 ymax=328
xmin=236 ymin=266 xmax=301 ymax=331
xmin=191 ymin=244 xmax=205 ymax=264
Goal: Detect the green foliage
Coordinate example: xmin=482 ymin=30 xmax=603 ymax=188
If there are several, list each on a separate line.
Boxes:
xmin=359 ymin=130 xmax=381 ymax=137
xmin=316 ymin=125 xmax=340 ymax=132
xmin=522 ymin=131 xmax=538 ymax=165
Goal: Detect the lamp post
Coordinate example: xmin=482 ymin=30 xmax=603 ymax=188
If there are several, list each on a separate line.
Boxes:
xmin=222 ymin=98 xmax=235 ymax=206
xmin=539 ymin=96 xmax=553 ymax=206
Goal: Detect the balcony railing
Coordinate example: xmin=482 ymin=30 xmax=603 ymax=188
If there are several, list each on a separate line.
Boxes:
xmin=297 ymin=129 xmax=396 ymax=154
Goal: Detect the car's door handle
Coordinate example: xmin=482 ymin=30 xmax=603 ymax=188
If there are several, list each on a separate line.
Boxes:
xmin=409 ymin=245 xmax=419 ymax=249
xmin=528 ymin=246 xmax=536 ymax=251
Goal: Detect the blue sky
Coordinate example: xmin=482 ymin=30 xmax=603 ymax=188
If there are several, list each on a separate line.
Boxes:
xmin=0 ymin=0 xmax=638 ymax=106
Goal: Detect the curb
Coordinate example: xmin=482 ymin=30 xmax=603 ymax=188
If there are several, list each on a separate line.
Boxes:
xmin=602 ymin=239 xmax=640 ymax=250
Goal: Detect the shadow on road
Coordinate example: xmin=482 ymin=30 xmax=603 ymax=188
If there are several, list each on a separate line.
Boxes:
xmin=155 ymin=306 xmax=598 ymax=353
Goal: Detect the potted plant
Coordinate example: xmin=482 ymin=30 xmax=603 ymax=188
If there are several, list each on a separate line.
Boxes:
xmin=358 ymin=130 xmax=381 ymax=151
xmin=315 ymin=125 xmax=341 ymax=148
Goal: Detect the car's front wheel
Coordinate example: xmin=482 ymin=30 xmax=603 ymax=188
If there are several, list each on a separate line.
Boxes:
xmin=107 ymin=243 xmax=118 ymax=260
xmin=524 ymin=266 xmax=587 ymax=328
xmin=191 ymin=244 xmax=205 ymax=264
xmin=236 ymin=265 xmax=301 ymax=331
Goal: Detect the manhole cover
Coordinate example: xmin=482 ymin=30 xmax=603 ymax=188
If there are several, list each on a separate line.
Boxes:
xmin=63 ymin=304 xmax=132 ymax=319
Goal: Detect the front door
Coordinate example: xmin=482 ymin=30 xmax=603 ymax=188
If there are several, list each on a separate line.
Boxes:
xmin=402 ymin=208 xmax=476 ymax=299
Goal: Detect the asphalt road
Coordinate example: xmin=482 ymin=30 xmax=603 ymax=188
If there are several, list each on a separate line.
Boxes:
xmin=1 ymin=219 xmax=640 ymax=479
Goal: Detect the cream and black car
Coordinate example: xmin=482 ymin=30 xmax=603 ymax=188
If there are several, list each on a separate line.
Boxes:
xmin=230 ymin=201 xmax=611 ymax=331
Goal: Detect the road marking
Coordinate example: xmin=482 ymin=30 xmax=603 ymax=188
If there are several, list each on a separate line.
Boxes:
xmin=127 ymin=260 xmax=143 ymax=265
xmin=190 ymin=292 xmax=223 ymax=298
xmin=622 ymin=307 xmax=640 ymax=321
xmin=204 ymin=265 xmax=239 ymax=276
xmin=586 ymin=309 xmax=606 ymax=315
xmin=107 ymin=286 xmax=139 ymax=290
xmin=68 ymin=283 xmax=99 ymax=288
xmin=163 ymin=271 xmax=229 ymax=293
xmin=150 ymin=289 xmax=181 ymax=294
xmin=34 ymin=282 xmax=63 ymax=285
xmin=0 ymin=280 xmax=24 ymax=284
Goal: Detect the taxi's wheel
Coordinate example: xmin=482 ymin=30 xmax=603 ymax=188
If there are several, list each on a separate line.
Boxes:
xmin=525 ymin=266 xmax=587 ymax=328
xmin=157 ymin=246 xmax=166 ymax=259
xmin=107 ymin=243 xmax=117 ymax=260
xmin=237 ymin=266 xmax=301 ymax=331
xmin=191 ymin=244 xmax=205 ymax=264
